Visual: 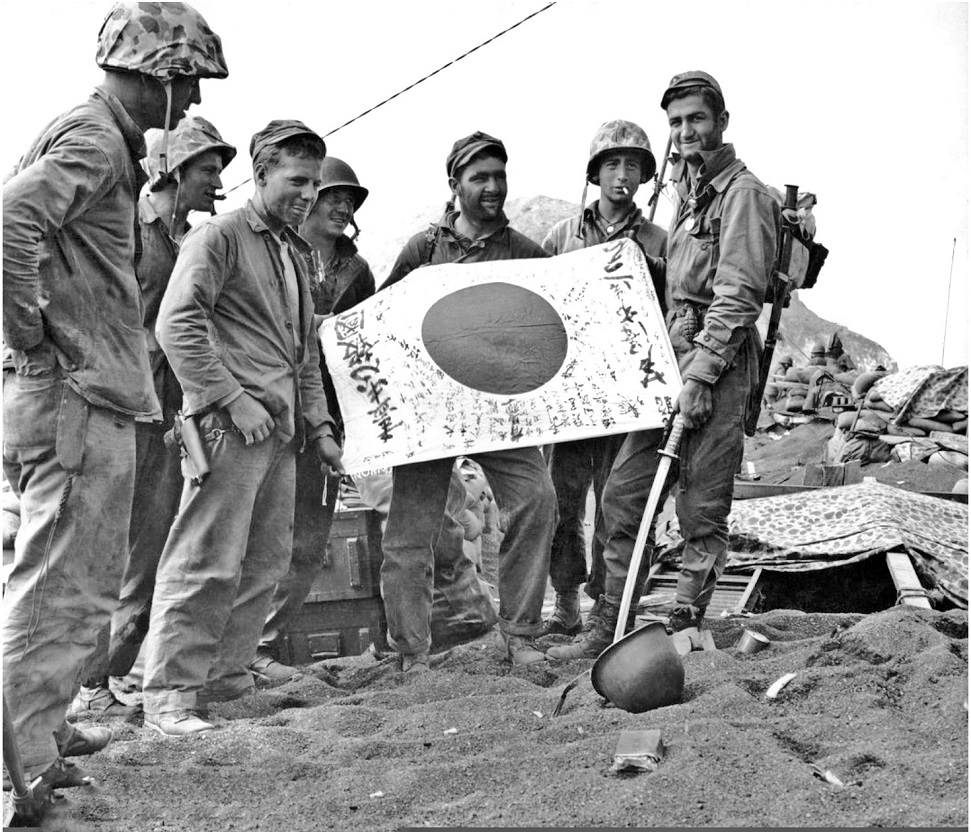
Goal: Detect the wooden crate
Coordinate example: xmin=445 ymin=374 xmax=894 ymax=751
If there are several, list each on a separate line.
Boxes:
xmin=277 ymin=509 xmax=388 ymax=664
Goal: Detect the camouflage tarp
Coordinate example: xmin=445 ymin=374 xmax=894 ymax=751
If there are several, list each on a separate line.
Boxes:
xmin=723 ymin=481 xmax=968 ymax=608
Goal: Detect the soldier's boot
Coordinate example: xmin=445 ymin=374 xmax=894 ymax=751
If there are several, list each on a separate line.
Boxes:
xmin=580 ymin=594 xmax=604 ymax=634
xmin=666 ymin=604 xmax=705 ymax=634
xmin=540 ymin=588 xmax=582 ymax=636
xmin=546 ymin=600 xmax=620 ymax=661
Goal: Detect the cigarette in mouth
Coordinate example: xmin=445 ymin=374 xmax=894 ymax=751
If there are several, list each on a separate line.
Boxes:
xmin=622 ymin=186 xmax=630 ymax=196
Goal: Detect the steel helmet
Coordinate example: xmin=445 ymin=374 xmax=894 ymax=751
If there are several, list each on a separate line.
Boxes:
xmin=143 ymin=116 xmax=236 ymax=191
xmin=96 ymin=2 xmax=228 ymax=81
xmin=586 ymin=119 xmax=657 ymax=184
xmin=318 ymin=157 xmax=368 ymax=211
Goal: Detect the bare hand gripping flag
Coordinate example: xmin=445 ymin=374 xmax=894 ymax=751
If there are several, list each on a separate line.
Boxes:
xmin=320 ymin=238 xmax=681 ymax=476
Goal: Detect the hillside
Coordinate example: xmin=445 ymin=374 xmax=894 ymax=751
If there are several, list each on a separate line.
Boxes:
xmin=358 ymin=195 xmax=895 ymax=371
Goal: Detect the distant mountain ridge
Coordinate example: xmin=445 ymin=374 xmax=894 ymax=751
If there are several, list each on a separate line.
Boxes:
xmin=358 ymin=195 xmax=895 ymax=372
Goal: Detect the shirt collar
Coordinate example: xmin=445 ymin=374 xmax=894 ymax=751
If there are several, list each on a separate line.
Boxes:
xmin=672 ymin=143 xmax=744 ymax=194
xmin=435 ymin=207 xmax=510 ymax=242
xmin=93 ymin=86 xmax=147 ymax=162
xmin=244 ymin=200 xmax=314 ymax=256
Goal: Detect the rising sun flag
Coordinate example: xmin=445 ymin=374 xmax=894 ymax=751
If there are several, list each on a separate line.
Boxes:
xmin=320 ymin=238 xmax=682 ymax=476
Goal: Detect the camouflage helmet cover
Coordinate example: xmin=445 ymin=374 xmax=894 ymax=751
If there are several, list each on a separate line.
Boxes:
xmin=318 ymin=156 xmax=368 ymax=211
xmin=143 ymin=115 xmax=236 ymax=189
xmin=96 ymin=2 xmax=229 ymax=81
xmin=586 ymin=120 xmax=657 ymax=184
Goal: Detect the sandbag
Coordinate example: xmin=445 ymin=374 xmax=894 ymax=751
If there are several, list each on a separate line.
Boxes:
xmin=906 ymin=416 xmax=954 ymax=434
xmin=851 ymin=371 xmax=887 ymax=399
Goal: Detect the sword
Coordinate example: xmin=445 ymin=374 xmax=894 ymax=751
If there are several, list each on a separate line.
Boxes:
xmin=613 ymin=413 xmax=685 ymax=643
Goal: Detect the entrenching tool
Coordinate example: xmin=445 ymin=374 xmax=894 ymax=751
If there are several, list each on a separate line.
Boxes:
xmin=3 ymin=695 xmax=55 ymax=827
xmin=553 ymin=414 xmax=686 ymax=716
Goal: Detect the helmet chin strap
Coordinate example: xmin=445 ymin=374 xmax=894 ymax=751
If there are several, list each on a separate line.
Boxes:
xmin=157 ymin=80 xmax=174 ymax=181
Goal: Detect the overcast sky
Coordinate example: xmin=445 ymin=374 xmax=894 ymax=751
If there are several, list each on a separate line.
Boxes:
xmin=2 ymin=0 xmax=967 ymax=369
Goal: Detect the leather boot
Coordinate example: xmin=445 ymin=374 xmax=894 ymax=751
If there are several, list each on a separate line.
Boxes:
xmin=547 ymin=600 xmax=620 ymax=660
xmin=580 ymin=595 xmax=604 ymax=634
xmin=666 ymin=604 xmax=705 ymax=634
xmin=541 ymin=588 xmax=582 ymax=636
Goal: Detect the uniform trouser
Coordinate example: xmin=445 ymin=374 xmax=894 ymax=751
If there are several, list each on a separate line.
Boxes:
xmin=141 ymin=421 xmax=295 ymax=714
xmin=601 ymin=344 xmax=753 ymax=610
xmin=2 ymin=371 xmax=135 ymax=777
xmin=381 ymin=447 xmax=556 ymax=656
xmin=548 ymin=434 xmax=625 ymax=598
xmin=258 ymin=446 xmax=339 ymax=654
xmin=673 ymin=351 xmax=751 ymax=610
xmin=600 ymin=428 xmax=672 ymax=604
xmin=79 ymin=421 xmax=184 ymax=686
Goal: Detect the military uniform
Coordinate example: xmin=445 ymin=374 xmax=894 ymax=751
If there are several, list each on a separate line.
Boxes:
xmin=1 ymin=0 xmax=227 ymax=778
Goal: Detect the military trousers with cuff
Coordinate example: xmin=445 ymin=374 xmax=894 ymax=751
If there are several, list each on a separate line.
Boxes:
xmin=141 ymin=418 xmax=295 ymax=715
xmin=381 ymin=447 xmax=556 ymax=657
xmin=2 ymin=370 xmax=135 ymax=778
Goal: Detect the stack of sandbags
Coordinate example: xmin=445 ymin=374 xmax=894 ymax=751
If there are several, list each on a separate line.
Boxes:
xmin=828 ymin=366 xmax=969 ymax=468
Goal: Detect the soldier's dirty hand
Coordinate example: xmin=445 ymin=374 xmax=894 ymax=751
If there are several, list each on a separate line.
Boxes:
xmin=226 ymin=392 xmax=275 ymax=445
xmin=676 ymin=379 xmax=713 ymax=430
xmin=314 ymin=435 xmax=345 ymax=476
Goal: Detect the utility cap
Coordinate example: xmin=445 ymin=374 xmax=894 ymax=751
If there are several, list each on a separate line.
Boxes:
xmin=249 ymin=119 xmax=325 ymax=162
xmin=446 ymin=131 xmax=507 ymax=179
xmin=660 ymin=70 xmax=723 ymax=109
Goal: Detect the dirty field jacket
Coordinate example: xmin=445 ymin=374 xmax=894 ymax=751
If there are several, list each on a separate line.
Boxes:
xmin=309 ymin=235 xmax=376 ymax=437
xmin=2 ymin=87 xmax=158 ymax=416
xmin=309 ymin=234 xmax=376 ymax=316
xmin=157 ymin=200 xmax=334 ymax=444
xmin=542 ymin=201 xmax=669 ymax=314
xmin=382 ymin=209 xmax=547 ymax=288
xmin=666 ymin=143 xmax=780 ymax=386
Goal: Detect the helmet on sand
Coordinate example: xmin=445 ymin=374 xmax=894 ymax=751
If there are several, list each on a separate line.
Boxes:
xmin=319 ymin=157 xmax=368 ymax=211
xmin=586 ymin=120 xmax=657 ymax=184
xmin=144 ymin=115 xmax=235 ymax=191
xmin=96 ymin=2 xmax=228 ymax=81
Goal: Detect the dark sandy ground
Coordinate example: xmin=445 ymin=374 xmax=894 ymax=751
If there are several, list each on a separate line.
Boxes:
xmin=16 ymin=605 xmax=968 ymax=831
xmin=6 ymin=422 xmax=968 ymax=830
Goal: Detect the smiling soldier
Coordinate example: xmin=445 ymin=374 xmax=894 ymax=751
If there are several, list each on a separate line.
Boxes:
xmin=251 ymin=157 xmax=377 ymax=683
xmin=380 ymin=131 xmax=557 ymax=671
xmin=140 ymin=120 xmax=343 ymax=736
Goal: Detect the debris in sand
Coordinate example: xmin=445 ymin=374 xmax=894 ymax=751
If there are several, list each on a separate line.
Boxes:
xmin=443 ymin=727 xmax=458 ymax=735
xmin=811 ymin=765 xmax=845 ymax=787
xmin=610 ymin=729 xmax=664 ymax=773
xmin=531 ymin=711 xmax=543 ymax=719
xmin=766 ymin=671 xmax=798 ymax=699
xmin=369 ymin=791 xmax=384 ymax=799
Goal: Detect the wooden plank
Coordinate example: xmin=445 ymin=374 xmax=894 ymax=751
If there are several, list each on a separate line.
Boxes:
xmin=736 ymin=567 xmax=763 ymax=611
xmin=885 ymin=551 xmax=932 ymax=608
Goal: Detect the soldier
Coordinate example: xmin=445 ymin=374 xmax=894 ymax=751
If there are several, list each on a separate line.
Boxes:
xmin=70 ymin=117 xmax=237 ymax=716
xmin=251 ymin=157 xmax=376 ymax=682
xmin=540 ymin=120 xmax=667 ymax=642
xmin=2 ymin=1 xmax=226 ymax=788
xmin=142 ymin=120 xmax=342 ymax=737
xmin=381 ymin=131 xmax=557 ymax=670
xmin=616 ymin=71 xmax=780 ymax=640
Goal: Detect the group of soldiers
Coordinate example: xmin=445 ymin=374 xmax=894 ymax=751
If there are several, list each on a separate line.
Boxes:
xmin=2 ymin=0 xmax=781 ymax=796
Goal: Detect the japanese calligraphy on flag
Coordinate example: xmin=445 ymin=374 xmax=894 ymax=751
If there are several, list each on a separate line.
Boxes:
xmin=319 ymin=238 xmax=681 ymax=476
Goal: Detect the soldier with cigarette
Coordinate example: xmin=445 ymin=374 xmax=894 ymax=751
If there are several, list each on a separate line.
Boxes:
xmin=542 ymin=120 xmax=668 ymax=656
xmin=71 ymin=117 xmax=238 ymax=716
